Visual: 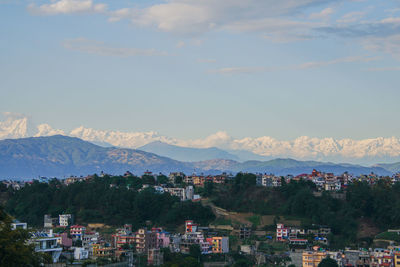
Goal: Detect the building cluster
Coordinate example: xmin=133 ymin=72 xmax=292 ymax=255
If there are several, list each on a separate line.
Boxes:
xmin=276 ymin=223 xmax=330 ymax=246
xmin=12 ymin=218 xmax=229 ymax=266
xmin=300 ymin=246 xmax=400 ymax=267
xmin=112 ymin=220 xmax=229 ymax=260
xmin=254 ymin=169 xmax=396 ymax=191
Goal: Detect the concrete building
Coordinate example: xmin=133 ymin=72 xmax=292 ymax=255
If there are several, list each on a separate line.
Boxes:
xmin=29 ymin=231 xmax=62 ymax=263
xmin=11 ymin=222 xmax=27 ymax=230
xmin=59 ymin=214 xmax=73 ymax=227
xmin=302 ymin=249 xmax=327 ymax=267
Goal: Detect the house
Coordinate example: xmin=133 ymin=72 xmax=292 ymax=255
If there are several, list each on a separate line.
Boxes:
xmin=74 ymin=247 xmax=89 ymax=260
xmin=207 ymin=237 xmax=229 ymax=254
xmin=289 ymin=238 xmax=308 ymax=246
xmin=370 ymin=248 xmax=393 ymax=267
xmin=11 ymin=221 xmax=27 ymax=230
xmin=93 ymin=243 xmax=115 ymax=258
xmin=70 ymin=225 xmax=86 ymax=239
xmin=164 ymin=187 xmax=186 ymax=201
xmin=276 ymin=224 xmax=289 ymax=241
xmin=135 ymin=228 xmax=157 ymax=254
xmin=181 ymin=221 xmax=211 ymax=254
xmin=29 ymin=231 xmax=62 ymax=263
xmin=55 ymin=232 xmax=72 ymax=247
xmin=239 ymin=225 xmax=251 ymax=240
xmin=44 ymin=214 xmax=58 ymax=228
xmin=302 ymin=248 xmax=327 ymax=267
xmin=393 ymin=250 xmax=400 ymax=267
xmin=59 ymin=214 xmax=73 ymax=227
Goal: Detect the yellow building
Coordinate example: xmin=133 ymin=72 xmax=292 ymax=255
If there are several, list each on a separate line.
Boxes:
xmin=393 ymin=251 xmax=400 ymax=267
xmin=92 ymin=244 xmax=115 ymax=258
xmin=302 ymin=249 xmax=327 ymax=267
xmin=208 ymin=237 xmax=229 ymax=254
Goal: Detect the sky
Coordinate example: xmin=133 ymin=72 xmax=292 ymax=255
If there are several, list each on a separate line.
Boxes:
xmin=1 ymin=0 xmax=400 ymax=141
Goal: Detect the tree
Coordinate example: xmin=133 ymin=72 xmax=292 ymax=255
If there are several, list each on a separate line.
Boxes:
xmin=203 ymin=181 xmax=214 ymax=197
xmin=0 ymin=206 xmax=43 ymax=266
xmin=157 ymin=175 xmax=169 ymax=185
xmin=189 ymin=244 xmax=202 ymax=262
xmin=142 ymin=175 xmax=156 ymax=185
xmin=318 ymin=257 xmax=339 ymax=267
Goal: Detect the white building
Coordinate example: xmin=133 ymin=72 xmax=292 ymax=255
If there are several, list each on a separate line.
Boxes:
xmin=29 ymin=231 xmax=62 ymax=263
xmin=59 ymin=214 xmax=73 ymax=227
xmin=11 ymin=222 xmax=27 ymax=230
xmin=74 ymin=247 xmax=89 ymax=260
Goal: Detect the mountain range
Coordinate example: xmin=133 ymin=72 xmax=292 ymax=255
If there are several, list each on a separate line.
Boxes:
xmin=138 ymin=141 xmax=271 ymax=162
xmin=2 ymin=113 xmax=400 ymax=165
xmin=0 ymin=135 xmax=398 ymax=180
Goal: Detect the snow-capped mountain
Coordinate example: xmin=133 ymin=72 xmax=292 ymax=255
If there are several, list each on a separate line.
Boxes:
xmin=1 ymin=112 xmax=400 ymax=165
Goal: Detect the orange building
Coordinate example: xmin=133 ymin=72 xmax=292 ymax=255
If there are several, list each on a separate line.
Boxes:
xmin=302 ymin=247 xmax=327 ymax=267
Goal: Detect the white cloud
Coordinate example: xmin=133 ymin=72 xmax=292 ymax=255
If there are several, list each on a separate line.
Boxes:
xmin=209 ymin=66 xmax=268 ymax=74
xmin=362 ymin=34 xmax=400 ymax=59
xmin=309 ymin=7 xmax=334 ymax=20
xmin=208 ymin=55 xmax=378 ymax=75
xmin=336 ymin=11 xmax=366 ymax=23
xmin=106 ymin=0 xmax=334 ymax=36
xmin=62 ymin=38 xmax=168 ymax=57
xmin=298 ymin=55 xmax=378 ymax=69
xmin=28 ymin=0 xmax=107 ymax=15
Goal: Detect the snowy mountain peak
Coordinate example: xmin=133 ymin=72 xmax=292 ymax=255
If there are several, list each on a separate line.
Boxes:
xmin=1 ymin=113 xmax=400 ymax=165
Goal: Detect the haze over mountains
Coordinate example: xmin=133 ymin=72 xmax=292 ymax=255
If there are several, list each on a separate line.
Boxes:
xmin=2 ymin=112 xmax=400 ymax=165
xmin=0 ymin=135 xmax=398 ymax=180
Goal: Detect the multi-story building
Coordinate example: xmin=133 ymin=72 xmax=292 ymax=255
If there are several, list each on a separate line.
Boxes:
xmin=239 ymin=225 xmax=251 ymax=240
xmin=59 ymin=214 xmax=73 ymax=227
xmin=302 ymin=249 xmax=327 ymax=267
xmin=135 ymin=228 xmax=157 ymax=254
xmin=70 ymin=225 xmax=86 ymax=239
xmin=181 ymin=220 xmax=211 ymax=254
xmin=93 ymin=243 xmax=115 ymax=258
xmin=394 ymin=250 xmax=400 ymax=267
xmin=29 ymin=231 xmax=62 ymax=263
xmin=370 ymin=248 xmax=393 ymax=267
xmin=276 ymin=224 xmax=289 ymax=241
xmin=164 ymin=187 xmax=186 ymax=201
xmin=207 ymin=237 xmax=229 ymax=254
xmin=44 ymin=214 xmax=57 ymax=228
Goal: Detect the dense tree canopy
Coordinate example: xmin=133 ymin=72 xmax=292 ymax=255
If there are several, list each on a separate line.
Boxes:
xmin=5 ymin=176 xmax=215 ymax=230
xmin=0 ymin=206 xmax=46 ymax=267
xmin=318 ymin=257 xmax=339 ymax=267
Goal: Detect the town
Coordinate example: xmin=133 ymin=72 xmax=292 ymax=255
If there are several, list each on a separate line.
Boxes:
xmin=3 ymin=169 xmax=400 ymax=266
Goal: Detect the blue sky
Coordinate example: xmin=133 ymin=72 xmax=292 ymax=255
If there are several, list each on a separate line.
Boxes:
xmin=1 ymin=0 xmax=400 ymax=141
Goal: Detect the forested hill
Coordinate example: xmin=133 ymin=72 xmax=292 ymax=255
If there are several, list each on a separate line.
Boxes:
xmin=3 ymin=175 xmax=215 ymax=229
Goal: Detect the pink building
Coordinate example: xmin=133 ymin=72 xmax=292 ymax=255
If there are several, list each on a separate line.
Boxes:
xmin=55 ymin=232 xmax=72 ymax=247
